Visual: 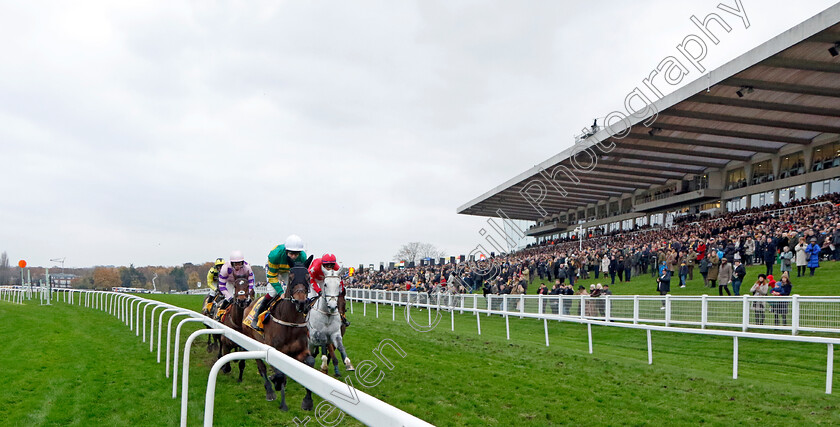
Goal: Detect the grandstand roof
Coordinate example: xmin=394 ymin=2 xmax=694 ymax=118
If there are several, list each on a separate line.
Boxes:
xmin=458 ymin=4 xmax=840 ymax=221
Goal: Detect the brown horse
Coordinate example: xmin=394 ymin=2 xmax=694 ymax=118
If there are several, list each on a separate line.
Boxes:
xmin=217 ymin=278 xmax=252 ymax=381
xmin=202 ymin=289 xmax=225 ymax=353
xmin=242 ymin=263 xmax=315 ymax=412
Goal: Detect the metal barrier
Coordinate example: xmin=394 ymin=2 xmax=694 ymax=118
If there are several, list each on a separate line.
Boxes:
xmin=36 ymin=288 xmax=431 ymax=426
xmin=348 ymin=289 xmax=840 ymax=394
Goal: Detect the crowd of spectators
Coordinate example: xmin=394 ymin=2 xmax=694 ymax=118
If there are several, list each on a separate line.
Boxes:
xmin=346 ymin=193 xmax=840 ymax=303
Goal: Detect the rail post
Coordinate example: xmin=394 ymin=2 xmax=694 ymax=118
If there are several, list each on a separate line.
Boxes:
xmin=180 ymin=329 xmax=225 ymax=426
xmin=204 ymin=351 xmax=269 ymax=427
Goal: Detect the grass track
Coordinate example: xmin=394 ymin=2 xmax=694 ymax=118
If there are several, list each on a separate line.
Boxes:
xmin=1 ymin=287 xmax=840 ymax=425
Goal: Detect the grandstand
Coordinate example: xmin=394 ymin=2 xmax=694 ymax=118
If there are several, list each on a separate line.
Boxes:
xmin=458 ymin=4 xmax=840 ymax=243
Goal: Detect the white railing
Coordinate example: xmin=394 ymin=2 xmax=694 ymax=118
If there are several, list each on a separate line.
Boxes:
xmin=348 ymin=290 xmax=840 ymax=335
xmin=346 ymin=289 xmax=840 ymax=394
xmin=38 ymin=288 xmax=432 ymax=427
xmin=0 ymin=286 xmax=26 ymax=304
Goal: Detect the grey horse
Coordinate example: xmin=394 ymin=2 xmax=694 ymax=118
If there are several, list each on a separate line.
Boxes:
xmin=307 ymin=268 xmax=354 ymax=375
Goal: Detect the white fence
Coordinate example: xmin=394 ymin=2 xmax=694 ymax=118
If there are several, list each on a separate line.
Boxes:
xmin=346 ymin=289 xmax=839 ymax=394
xmin=350 ymin=290 xmax=840 ymax=335
xmin=12 ymin=287 xmax=431 ymax=427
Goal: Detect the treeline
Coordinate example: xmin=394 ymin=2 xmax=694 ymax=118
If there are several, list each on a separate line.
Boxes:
xmin=0 ymin=251 xmax=267 ymax=292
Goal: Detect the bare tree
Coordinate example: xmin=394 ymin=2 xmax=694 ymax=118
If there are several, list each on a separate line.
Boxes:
xmin=394 ymin=242 xmax=446 ymax=264
xmin=0 ymin=251 xmax=9 ymax=285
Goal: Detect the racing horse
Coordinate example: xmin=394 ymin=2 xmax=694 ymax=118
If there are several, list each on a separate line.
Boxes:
xmin=201 ymin=288 xmax=225 ymax=353
xmin=217 ymin=278 xmax=252 ymax=382
xmin=308 ymin=269 xmax=353 ymax=377
xmin=242 ymin=261 xmax=315 ymax=412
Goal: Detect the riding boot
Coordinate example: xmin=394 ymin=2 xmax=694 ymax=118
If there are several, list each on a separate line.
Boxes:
xmin=341 ymin=313 xmax=351 ymax=328
xmin=254 ymin=295 xmax=272 ymax=331
xmin=215 ymin=298 xmax=231 ymax=321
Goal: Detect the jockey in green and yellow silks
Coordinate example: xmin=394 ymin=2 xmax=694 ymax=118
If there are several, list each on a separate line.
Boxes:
xmin=253 ymin=234 xmax=307 ymax=331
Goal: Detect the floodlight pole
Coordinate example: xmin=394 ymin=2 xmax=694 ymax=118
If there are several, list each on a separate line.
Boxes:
xmin=574 ymin=225 xmax=584 ymax=252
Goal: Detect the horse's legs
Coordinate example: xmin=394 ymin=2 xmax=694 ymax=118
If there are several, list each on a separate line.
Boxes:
xmin=274 ymin=369 xmax=288 ymax=412
xmin=237 ymin=359 xmax=245 ymax=383
xmin=334 ymin=334 xmax=354 ymax=371
xmin=319 ymin=344 xmax=329 ymax=373
xmin=329 ymin=344 xmax=340 ymax=377
xmin=255 ymin=359 xmax=276 ymax=401
xmin=302 ymin=354 xmax=315 ymax=411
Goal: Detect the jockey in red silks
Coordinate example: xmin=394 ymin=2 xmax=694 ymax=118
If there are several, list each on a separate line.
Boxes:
xmin=308 ymin=253 xmax=350 ymax=327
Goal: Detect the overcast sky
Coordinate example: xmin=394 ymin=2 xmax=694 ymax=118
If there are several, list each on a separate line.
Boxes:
xmin=1 ymin=0 xmax=837 ymax=269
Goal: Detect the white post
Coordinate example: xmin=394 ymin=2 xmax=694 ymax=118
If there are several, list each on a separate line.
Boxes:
xmin=605 ymin=295 xmax=611 ymax=322
xmin=519 ymin=294 xmax=524 ymax=319
xmin=204 ymin=351 xmax=268 ymax=427
xmin=647 ymin=329 xmax=653 ymax=365
xmin=701 ymin=295 xmax=708 ymax=329
xmin=172 ymin=318 xmax=204 ymax=397
xmin=665 ymin=294 xmax=672 ymax=327
xmin=158 ymin=308 xmax=180 ymax=362
xmin=733 ymin=336 xmax=739 ymax=379
xmin=587 ymin=323 xmax=593 ymax=354
xmin=182 ymin=329 xmax=224 ymax=427
xmin=375 ymin=294 xmax=379 ymax=319
xmin=792 ymin=294 xmax=800 ymax=336
xmin=150 ymin=305 xmax=165 ymax=352
xmin=476 ymin=310 xmax=481 ymax=335
xmin=166 ymin=312 xmax=191 ymax=377
xmin=504 ymin=295 xmax=510 ymax=340
xmin=392 ymin=299 xmax=396 ymax=322
xmin=544 ymin=318 xmax=549 ymax=347
xmin=487 ymin=295 xmax=492 ymax=317
xmin=633 ymin=295 xmax=639 ymax=324
xmin=742 ymin=295 xmax=750 ymax=332
xmin=828 ymin=343 xmax=834 ymax=394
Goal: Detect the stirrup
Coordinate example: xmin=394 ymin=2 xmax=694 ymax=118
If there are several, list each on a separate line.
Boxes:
xmin=254 ymin=312 xmax=266 ymax=331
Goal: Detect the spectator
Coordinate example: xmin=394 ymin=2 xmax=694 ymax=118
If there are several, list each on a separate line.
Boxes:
xmin=805 ymin=237 xmax=821 ymax=276
xmin=780 ymin=246 xmax=794 ymax=276
xmin=750 ymin=274 xmax=769 ymax=325
xmin=657 ymin=262 xmax=671 ymax=309
xmin=732 ymin=259 xmax=746 ymax=295
xmin=795 ymin=237 xmax=808 ymax=277
xmin=707 ymin=251 xmax=720 ymax=288
xmin=762 ymin=236 xmax=778 ymax=276
xmin=771 ymin=273 xmax=793 ymax=326
xmin=678 ymin=261 xmax=688 ymax=288
xmin=717 ymin=257 xmax=733 ymax=296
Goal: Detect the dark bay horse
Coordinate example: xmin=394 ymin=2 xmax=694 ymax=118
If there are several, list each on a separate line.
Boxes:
xmin=242 ymin=262 xmax=315 ymax=411
xmin=202 ymin=289 xmax=225 ymax=353
xmin=218 ymin=278 xmax=252 ymax=381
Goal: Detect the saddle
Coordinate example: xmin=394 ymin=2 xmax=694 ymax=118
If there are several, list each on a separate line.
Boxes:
xmin=244 ymin=295 xmax=281 ymax=332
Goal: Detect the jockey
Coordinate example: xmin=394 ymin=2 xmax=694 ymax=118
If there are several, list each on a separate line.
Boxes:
xmin=203 ymin=257 xmax=224 ymax=309
xmin=215 ymin=250 xmax=255 ymax=319
xmin=254 ymin=234 xmax=307 ymax=331
xmin=308 ymin=253 xmax=350 ymax=327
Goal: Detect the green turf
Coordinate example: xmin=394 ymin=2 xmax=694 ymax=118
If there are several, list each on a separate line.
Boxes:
xmin=2 ymin=291 xmax=840 ymax=426
xmin=524 ymin=258 xmax=840 ymax=296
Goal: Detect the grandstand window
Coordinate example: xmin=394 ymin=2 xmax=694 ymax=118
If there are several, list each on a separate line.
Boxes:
xmin=750 ymin=190 xmax=775 ymax=207
xmin=779 ymin=152 xmax=805 ymax=178
xmin=650 ymin=212 xmax=664 ymax=226
xmin=587 ymin=207 xmax=596 ymax=218
xmin=597 ymin=204 xmax=606 ymax=217
xmin=621 ymin=198 xmax=632 ymax=212
xmin=751 ymin=161 xmax=773 ymax=185
xmin=691 ymin=174 xmax=709 ymax=191
xmin=609 ymin=201 xmax=618 ymax=214
xmin=779 ymin=184 xmax=807 ymax=204
xmin=726 ymin=196 xmax=747 ymax=211
xmin=726 ymin=168 xmax=746 ymax=190
xmin=635 ymin=216 xmax=648 ymax=228
xmin=811 ymin=178 xmax=840 ymax=197
xmin=812 ymin=142 xmax=840 ymax=172
xmin=699 ymin=202 xmax=720 ymax=212
xmin=622 ymin=219 xmax=633 ymax=230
